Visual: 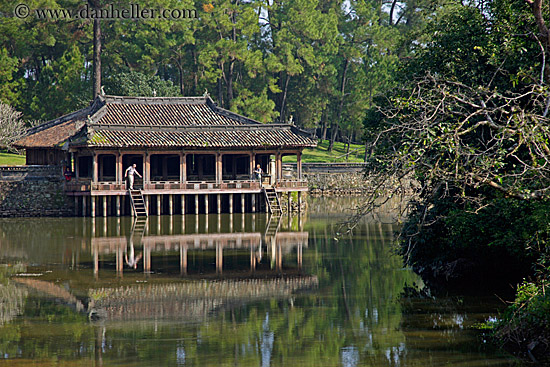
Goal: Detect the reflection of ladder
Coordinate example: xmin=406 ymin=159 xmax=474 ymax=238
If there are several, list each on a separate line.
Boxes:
xmin=129 ymin=190 xmax=148 ymax=217
xmin=263 ymin=187 xmax=282 ymax=214
xmin=265 ymin=213 xmax=282 ymax=237
xmin=131 ymin=216 xmax=148 ymax=241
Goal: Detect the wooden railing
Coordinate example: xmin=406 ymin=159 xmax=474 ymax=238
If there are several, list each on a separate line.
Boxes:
xmin=65 ymin=178 xmax=307 ymax=192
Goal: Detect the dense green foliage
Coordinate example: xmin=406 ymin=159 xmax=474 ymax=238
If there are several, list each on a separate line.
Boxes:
xmin=0 ymin=0 xmax=433 ymax=147
xmin=355 ymin=0 xmax=550 ymax=361
xmin=494 ymin=279 xmax=550 ymax=362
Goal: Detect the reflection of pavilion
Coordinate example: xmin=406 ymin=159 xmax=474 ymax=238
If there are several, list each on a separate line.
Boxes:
xmin=91 ymin=228 xmax=307 ymax=276
xmin=88 ymin=216 xmax=312 ymax=320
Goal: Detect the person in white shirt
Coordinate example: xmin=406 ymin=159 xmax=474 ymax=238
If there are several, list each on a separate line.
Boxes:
xmin=254 ymin=164 xmax=263 ymax=187
xmin=124 ymin=163 xmax=142 ymax=190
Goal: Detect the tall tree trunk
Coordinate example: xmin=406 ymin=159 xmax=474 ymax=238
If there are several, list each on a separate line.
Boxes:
xmin=320 ymin=109 xmax=328 ymax=141
xmin=192 ymin=47 xmax=198 ymax=95
xmin=217 ymin=76 xmax=224 ymax=106
xmin=329 ymin=59 xmax=349 ymax=152
xmin=227 ymin=60 xmax=234 ymax=106
xmin=527 ymin=0 xmax=550 ymax=85
xmin=92 ymin=18 xmax=101 ymax=97
xmin=346 ymin=135 xmax=350 ymax=160
xmin=178 ymin=65 xmax=184 ymax=95
xmin=280 ymin=75 xmax=290 ymax=122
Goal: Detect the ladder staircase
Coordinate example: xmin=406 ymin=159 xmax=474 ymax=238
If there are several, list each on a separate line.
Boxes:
xmin=129 ymin=189 xmax=148 ymax=217
xmin=263 ymin=187 xmax=282 ymax=214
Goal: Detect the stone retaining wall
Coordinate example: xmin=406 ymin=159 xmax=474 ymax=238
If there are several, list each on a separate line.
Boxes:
xmin=305 ymin=171 xmax=369 ymax=196
xmin=0 ymin=165 xmax=74 ymax=217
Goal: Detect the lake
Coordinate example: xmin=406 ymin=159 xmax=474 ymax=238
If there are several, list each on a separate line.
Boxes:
xmin=0 ymin=197 xmax=518 ymax=366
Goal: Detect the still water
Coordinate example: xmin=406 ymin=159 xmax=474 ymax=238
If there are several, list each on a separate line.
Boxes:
xmin=0 ymin=197 xmax=518 ymax=366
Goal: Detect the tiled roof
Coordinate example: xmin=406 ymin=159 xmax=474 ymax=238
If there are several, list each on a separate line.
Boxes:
xmin=16 ymin=95 xmax=317 ymax=149
xmin=13 ymin=101 xmax=97 ymax=148
xmin=15 ymin=118 xmax=81 ymax=148
xmin=96 ymin=96 xmax=255 ymax=126
xmin=83 ymin=125 xmax=316 ymax=148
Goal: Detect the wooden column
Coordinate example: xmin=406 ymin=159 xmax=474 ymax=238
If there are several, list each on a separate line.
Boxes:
xmin=116 ymin=196 xmax=121 ymax=217
xmin=217 ymin=194 xmax=221 ymax=214
xmin=102 ymin=196 xmax=107 ymax=217
xmin=92 ymin=154 xmax=98 ymax=183
xmin=116 ymin=152 xmax=123 ymax=184
xmin=195 ymin=194 xmax=199 ymax=215
xmin=216 ymin=153 xmax=223 ymax=184
xmin=181 ymin=194 xmax=186 ymax=215
xmin=276 ymin=152 xmax=282 ymax=183
xmin=297 ymin=191 xmax=302 ymax=212
xmin=182 ymin=153 xmax=187 ymax=183
xmin=157 ymin=195 xmax=161 ymax=216
xmin=74 ymin=152 xmax=79 ymax=180
xmin=169 ymin=194 xmax=173 ymax=215
xmin=240 ymin=194 xmax=245 ymax=213
xmin=180 ymin=152 xmax=185 ymax=183
xmin=144 ymin=152 xmax=150 ymax=185
xmin=251 ymin=194 xmax=256 ymax=212
xmin=229 ymin=194 xmax=233 ymax=214
xmin=297 ymin=151 xmax=302 ymax=180
xmin=250 ymin=152 xmax=255 ymax=177
xmin=204 ymin=195 xmax=209 ymax=215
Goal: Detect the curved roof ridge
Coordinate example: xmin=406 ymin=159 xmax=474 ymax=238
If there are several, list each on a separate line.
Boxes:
xmin=103 ymin=95 xmax=208 ymax=105
xmin=204 ymin=96 xmax=262 ymax=125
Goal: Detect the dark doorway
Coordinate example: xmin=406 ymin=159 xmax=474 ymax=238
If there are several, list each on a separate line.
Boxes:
xmin=151 ymin=154 xmax=180 ymax=181
xmin=186 ymin=154 xmax=215 ymax=181
xmin=98 ymin=154 xmax=116 ymax=181
xmin=77 ymin=156 xmax=92 ymax=178
xmin=222 ymin=154 xmax=250 ymax=180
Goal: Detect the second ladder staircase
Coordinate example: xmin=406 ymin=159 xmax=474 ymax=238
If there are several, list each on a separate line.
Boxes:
xmin=129 ymin=190 xmax=148 ymax=217
xmin=263 ymin=187 xmax=282 ymax=214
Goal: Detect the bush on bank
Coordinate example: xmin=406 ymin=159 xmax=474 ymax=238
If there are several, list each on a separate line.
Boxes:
xmin=494 ymin=279 xmax=550 ymax=363
xmin=398 ymin=195 xmax=550 ymax=287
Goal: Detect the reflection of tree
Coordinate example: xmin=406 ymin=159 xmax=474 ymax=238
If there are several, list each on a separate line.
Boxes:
xmin=0 ymin=284 xmax=26 ymax=325
xmin=0 ymin=264 xmax=27 ymax=325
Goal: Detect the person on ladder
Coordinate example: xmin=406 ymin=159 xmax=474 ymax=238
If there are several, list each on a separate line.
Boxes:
xmin=125 ymin=163 xmax=142 ymax=190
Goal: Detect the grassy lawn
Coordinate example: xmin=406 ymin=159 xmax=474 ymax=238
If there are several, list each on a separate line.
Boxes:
xmin=283 ymin=140 xmax=365 ymax=163
xmin=0 ymin=151 xmax=26 ymax=166
xmin=0 ymin=141 xmax=364 ymax=166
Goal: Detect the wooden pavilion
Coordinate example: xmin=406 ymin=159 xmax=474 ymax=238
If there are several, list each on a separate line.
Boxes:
xmin=15 ymin=94 xmax=317 ymax=217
